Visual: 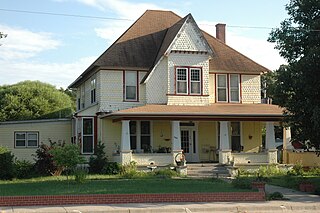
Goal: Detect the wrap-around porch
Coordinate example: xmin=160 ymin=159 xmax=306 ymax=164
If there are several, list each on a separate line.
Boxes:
xmin=103 ymin=103 xmax=286 ymax=167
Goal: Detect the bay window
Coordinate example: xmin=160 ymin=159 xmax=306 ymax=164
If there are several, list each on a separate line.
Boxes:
xmin=124 ymin=71 xmax=138 ymax=101
xmin=176 ymin=67 xmax=202 ymax=95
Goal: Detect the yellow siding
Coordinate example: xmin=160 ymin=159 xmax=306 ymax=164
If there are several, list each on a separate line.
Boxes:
xmin=198 ymin=122 xmax=217 ymax=161
xmin=242 ymin=121 xmax=262 ymax=152
xmin=208 ymin=74 xmax=215 ymax=103
xmin=0 ymin=120 xmax=71 ymax=162
xmin=285 ymin=151 xmax=320 ymax=167
xmin=101 ymin=118 xmax=121 ymax=159
xmin=152 ymin=121 xmax=171 ymax=151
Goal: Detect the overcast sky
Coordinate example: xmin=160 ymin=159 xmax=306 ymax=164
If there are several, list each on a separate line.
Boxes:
xmin=0 ymin=0 xmax=288 ymax=88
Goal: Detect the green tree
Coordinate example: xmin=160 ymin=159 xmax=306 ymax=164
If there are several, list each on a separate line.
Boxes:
xmin=0 ymin=81 xmax=75 ymax=121
xmin=268 ymin=0 xmax=320 ymax=149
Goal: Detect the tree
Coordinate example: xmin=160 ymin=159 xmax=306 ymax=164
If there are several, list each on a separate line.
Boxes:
xmin=0 ymin=81 xmax=75 ymax=121
xmin=268 ymin=0 xmax=320 ymax=150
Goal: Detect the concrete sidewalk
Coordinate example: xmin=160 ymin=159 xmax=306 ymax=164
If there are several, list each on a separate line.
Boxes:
xmin=1 ymin=184 xmax=319 ymax=213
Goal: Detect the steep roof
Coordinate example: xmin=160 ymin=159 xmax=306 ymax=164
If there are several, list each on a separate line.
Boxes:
xmin=69 ymin=10 xmax=269 ymax=88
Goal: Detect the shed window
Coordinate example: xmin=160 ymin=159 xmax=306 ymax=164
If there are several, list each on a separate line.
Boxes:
xmin=15 ymin=132 xmax=39 ymax=148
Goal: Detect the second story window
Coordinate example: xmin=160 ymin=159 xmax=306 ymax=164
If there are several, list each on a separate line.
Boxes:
xmin=216 ymin=74 xmax=240 ymax=103
xmin=81 ymin=85 xmax=85 ymax=108
xmin=176 ymin=67 xmax=202 ymax=95
xmin=124 ymin=71 xmax=138 ymax=101
xmin=217 ymin=74 xmax=227 ymax=102
xmin=90 ymin=78 xmax=96 ymax=104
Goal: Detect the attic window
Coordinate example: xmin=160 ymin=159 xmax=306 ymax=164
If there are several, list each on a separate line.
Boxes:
xmin=176 ymin=67 xmax=202 ymax=95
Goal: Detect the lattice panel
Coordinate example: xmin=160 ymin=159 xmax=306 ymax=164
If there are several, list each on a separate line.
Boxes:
xmin=241 ymin=75 xmax=261 ymax=103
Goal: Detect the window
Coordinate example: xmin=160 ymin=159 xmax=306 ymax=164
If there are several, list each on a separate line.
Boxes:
xmin=82 ymin=118 xmax=94 ymax=154
xmin=77 ymin=98 xmax=81 ymax=111
xmin=231 ymin=122 xmax=241 ymax=152
xmin=230 ymin=74 xmax=240 ymax=102
xmin=125 ymin=71 xmax=138 ymax=101
xmin=176 ymin=68 xmax=188 ymax=94
xmin=129 ymin=121 xmax=151 ymax=152
xmin=15 ymin=132 xmax=39 ymax=148
xmin=81 ymin=85 xmax=85 ymax=108
xmin=217 ymin=74 xmax=227 ymax=102
xmin=190 ymin=68 xmax=201 ymax=94
xmin=176 ymin=67 xmax=202 ymax=95
xmin=216 ymin=74 xmax=240 ymax=102
xmin=90 ymin=78 xmax=96 ymax=104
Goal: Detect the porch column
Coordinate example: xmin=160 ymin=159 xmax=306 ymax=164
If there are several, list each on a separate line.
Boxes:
xmin=171 ymin=121 xmax=182 ymax=165
xmin=120 ymin=120 xmax=132 ymax=164
xmin=283 ymin=127 xmax=293 ymax=163
xmin=265 ymin=122 xmax=277 ymax=164
xmin=219 ymin=121 xmax=232 ymax=164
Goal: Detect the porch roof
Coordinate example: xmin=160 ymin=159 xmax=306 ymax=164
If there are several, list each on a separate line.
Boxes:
xmin=102 ymin=104 xmax=284 ymax=122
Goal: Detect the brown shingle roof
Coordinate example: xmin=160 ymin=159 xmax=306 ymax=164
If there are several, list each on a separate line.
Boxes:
xmin=69 ymin=10 xmax=270 ymax=88
xmin=103 ymin=104 xmax=284 ymax=121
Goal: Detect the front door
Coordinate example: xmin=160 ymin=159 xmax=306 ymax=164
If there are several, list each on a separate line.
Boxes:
xmin=180 ymin=127 xmax=198 ymax=162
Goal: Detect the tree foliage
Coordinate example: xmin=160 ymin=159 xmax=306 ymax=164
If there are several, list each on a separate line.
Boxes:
xmin=268 ymin=0 xmax=320 ymax=149
xmin=0 ymin=81 xmax=75 ymax=121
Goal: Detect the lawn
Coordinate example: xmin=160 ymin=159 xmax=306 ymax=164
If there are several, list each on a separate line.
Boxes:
xmin=268 ymin=176 xmax=320 ymax=191
xmin=0 ymin=176 xmax=252 ymax=196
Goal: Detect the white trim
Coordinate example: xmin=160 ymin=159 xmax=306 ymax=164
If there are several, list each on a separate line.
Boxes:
xmin=14 ymin=131 xmax=39 ymax=148
xmin=81 ymin=117 xmax=95 ymax=154
xmin=190 ymin=68 xmax=202 ymax=95
xmin=124 ymin=70 xmax=138 ymax=101
xmin=180 ymin=122 xmax=199 ymax=162
xmin=176 ymin=67 xmax=188 ymax=95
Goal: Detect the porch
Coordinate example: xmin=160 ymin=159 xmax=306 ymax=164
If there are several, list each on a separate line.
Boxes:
xmin=102 ymin=104 xmax=285 ymax=167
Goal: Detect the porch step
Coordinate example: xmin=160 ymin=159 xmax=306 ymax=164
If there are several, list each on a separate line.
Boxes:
xmin=187 ymin=163 xmax=230 ymax=178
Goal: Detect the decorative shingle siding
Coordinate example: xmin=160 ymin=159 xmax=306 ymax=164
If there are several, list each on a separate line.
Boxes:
xmin=171 ymin=20 xmax=208 ymax=51
xmin=167 ymin=52 xmax=210 ymax=105
xmin=146 ymin=57 xmax=168 ymax=104
xmin=241 ymin=75 xmax=261 ymax=104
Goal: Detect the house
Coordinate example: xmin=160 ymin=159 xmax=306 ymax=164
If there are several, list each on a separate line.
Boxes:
xmin=0 ymin=118 xmax=71 ymax=162
xmin=67 ymin=10 xmax=287 ymax=167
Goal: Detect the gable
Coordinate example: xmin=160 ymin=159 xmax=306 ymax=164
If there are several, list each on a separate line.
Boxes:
xmin=171 ymin=18 xmax=209 ymax=52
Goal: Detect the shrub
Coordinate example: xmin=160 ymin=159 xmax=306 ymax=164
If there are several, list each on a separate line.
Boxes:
xmin=120 ymin=161 xmax=138 ymax=178
xmin=257 ymin=164 xmax=285 ymax=177
xmin=103 ymin=162 xmax=121 ymax=175
xmin=232 ymin=177 xmax=252 ymax=189
xmin=74 ymin=168 xmax=88 ymax=184
xmin=287 ymin=162 xmax=304 ymax=176
xmin=155 ymin=168 xmax=178 ymax=179
xmin=267 ymin=192 xmax=285 ymax=200
xmin=14 ymin=160 xmax=35 ymax=179
xmin=89 ymin=142 xmax=108 ymax=174
xmin=34 ymin=141 xmax=60 ymax=176
xmin=0 ymin=146 xmax=15 ymax=180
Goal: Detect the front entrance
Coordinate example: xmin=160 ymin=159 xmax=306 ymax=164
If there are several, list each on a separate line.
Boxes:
xmin=180 ymin=126 xmax=198 ymax=162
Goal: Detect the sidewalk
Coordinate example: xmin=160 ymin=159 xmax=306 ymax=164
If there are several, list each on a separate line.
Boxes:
xmin=1 ymin=185 xmax=320 ymax=213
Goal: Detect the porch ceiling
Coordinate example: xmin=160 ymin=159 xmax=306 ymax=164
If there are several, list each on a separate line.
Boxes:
xmin=101 ymin=104 xmax=284 ymax=122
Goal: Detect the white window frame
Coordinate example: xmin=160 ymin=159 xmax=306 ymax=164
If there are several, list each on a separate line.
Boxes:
xmin=190 ymin=68 xmax=202 ymax=95
xmin=82 ymin=117 xmax=94 ymax=154
xmin=124 ymin=71 xmax=138 ymax=101
xmin=14 ymin=132 xmax=39 ymax=148
xmin=229 ymin=74 xmax=240 ymax=103
xmin=90 ymin=78 xmax=96 ymax=104
xmin=216 ymin=74 xmax=228 ymax=102
xmin=176 ymin=68 xmax=188 ymax=95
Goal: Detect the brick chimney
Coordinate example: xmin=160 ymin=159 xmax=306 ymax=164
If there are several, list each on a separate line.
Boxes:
xmin=215 ymin=23 xmax=226 ymax=43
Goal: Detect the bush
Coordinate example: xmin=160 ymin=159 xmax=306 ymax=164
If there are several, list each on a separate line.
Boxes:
xmin=0 ymin=146 xmax=15 ymax=180
xmin=287 ymin=162 xmax=304 ymax=176
xmin=14 ymin=160 xmax=35 ymax=179
xmin=267 ymin=191 xmax=285 ymax=200
xmin=120 ymin=161 xmax=138 ymax=178
xmin=89 ymin=142 xmax=108 ymax=174
xmin=258 ymin=164 xmax=285 ymax=177
xmin=74 ymin=168 xmax=88 ymax=184
xmin=155 ymin=168 xmax=178 ymax=179
xmin=103 ymin=162 xmax=121 ymax=175
xmin=34 ymin=141 xmax=60 ymax=176
xmin=232 ymin=177 xmax=252 ymax=189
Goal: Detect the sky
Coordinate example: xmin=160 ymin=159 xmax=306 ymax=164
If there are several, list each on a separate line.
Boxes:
xmin=0 ymin=0 xmax=289 ymax=89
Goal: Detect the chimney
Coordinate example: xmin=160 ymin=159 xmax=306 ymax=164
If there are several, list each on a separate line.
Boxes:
xmin=215 ymin=23 xmax=226 ymax=43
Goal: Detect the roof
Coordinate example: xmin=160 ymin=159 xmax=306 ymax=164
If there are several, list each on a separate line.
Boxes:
xmin=103 ymin=104 xmax=284 ymax=121
xmin=69 ymin=10 xmax=270 ymax=88
xmin=0 ymin=118 xmax=71 ymax=125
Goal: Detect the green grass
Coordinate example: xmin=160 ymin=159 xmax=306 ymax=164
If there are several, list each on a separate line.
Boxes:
xmin=0 ymin=176 xmax=252 ymax=196
xmin=268 ymin=176 xmax=320 ymax=190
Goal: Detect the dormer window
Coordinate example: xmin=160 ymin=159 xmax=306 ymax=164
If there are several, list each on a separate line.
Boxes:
xmin=176 ymin=67 xmax=202 ymax=95
xmin=124 ymin=71 xmax=138 ymax=101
